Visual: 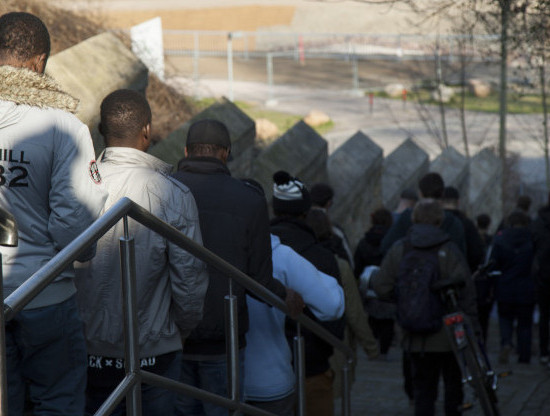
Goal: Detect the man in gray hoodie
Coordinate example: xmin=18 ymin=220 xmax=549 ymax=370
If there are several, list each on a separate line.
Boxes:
xmin=75 ymin=89 xmax=209 ymax=415
xmin=0 ymin=12 xmax=107 ymax=415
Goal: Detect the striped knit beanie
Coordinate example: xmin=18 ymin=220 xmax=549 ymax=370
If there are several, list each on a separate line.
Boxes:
xmin=272 ymin=171 xmax=311 ymax=215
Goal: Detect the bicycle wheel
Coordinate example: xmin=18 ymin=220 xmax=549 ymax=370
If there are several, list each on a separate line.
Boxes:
xmin=462 ymin=340 xmax=500 ymax=416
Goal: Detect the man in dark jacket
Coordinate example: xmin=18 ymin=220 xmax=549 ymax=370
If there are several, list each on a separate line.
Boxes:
xmin=381 ymin=172 xmax=466 ymax=255
xmin=532 ymin=195 xmax=550 ymax=367
xmin=310 ymin=182 xmax=354 ymax=268
xmin=491 ymin=211 xmax=535 ymax=364
xmin=270 ymin=171 xmax=344 ymax=416
xmin=442 ymin=187 xmax=485 ymax=272
xmin=442 ymin=186 xmax=492 ymax=344
xmin=172 ymin=120 xmax=303 ymax=416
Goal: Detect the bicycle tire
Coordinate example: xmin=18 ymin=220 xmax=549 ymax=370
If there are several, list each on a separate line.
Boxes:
xmin=462 ymin=339 xmax=500 ymax=416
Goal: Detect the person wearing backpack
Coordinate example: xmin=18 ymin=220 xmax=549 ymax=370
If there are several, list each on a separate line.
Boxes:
xmin=491 ymin=211 xmax=535 ymax=364
xmin=368 ymin=200 xmax=478 ymax=416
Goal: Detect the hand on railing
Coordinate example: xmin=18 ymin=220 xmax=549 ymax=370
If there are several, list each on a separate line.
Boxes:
xmin=285 ymin=287 xmax=305 ymax=319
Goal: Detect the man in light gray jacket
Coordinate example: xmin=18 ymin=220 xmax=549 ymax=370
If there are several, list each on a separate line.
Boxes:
xmin=75 ymin=89 xmax=208 ymax=415
xmin=0 ymin=12 xmax=107 ymax=416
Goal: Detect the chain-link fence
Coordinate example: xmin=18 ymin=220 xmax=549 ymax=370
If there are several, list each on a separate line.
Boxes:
xmin=162 ymin=30 xmax=502 ymax=100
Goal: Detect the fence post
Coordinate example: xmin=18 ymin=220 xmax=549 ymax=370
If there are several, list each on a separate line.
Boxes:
xmin=193 ymin=31 xmax=200 ymax=88
xmin=227 ymin=32 xmax=234 ymax=102
xmin=293 ymin=324 xmax=306 ymax=416
xmin=352 ymin=56 xmax=359 ymax=92
xmin=397 ymin=34 xmax=403 ymax=59
xmin=267 ymin=53 xmax=274 ymax=103
xmin=120 ymin=216 xmax=142 ymax=416
xmin=298 ymin=35 xmax=305 ymax=66
xmin=225 ymin=279 xmax=240 ymax=416
xmin=244 ymin=33 xmax=249 ymax=60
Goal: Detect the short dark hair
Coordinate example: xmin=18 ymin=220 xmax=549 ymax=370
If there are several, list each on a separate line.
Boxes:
xmin=99 ymin=89 xmax=151 ymax=145
xmin=0 ymin=12 xmax=51 ymax=62
xmin=305 ymin=209 xmax=333 ymax=241
xmin=418 ymin=172 xmax=444 ymax=199
xmin=442 ymin=186 xmax=460 ymax=201
xmin=412 ymin=200 xmax=444 ymax=226
xmin=310 ymin=183 xmax=334 ymax=208
xmin=185 ymin=143 xmax=228 ymax=157
xmin=370 ymin=207 xmax=393 ymax=227
xmin=186 ymin=119 xmax=231 ymax=149
xmin=476 ymin=213 xmax=491 ymax=230
xmin=516 ymin=195 xmax=532 ymax=212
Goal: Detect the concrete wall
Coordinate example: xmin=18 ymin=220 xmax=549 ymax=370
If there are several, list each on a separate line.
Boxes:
xmin=382 ymin=138 xmax=429 ymax=211
xmin=46 ymin=32 xmax=148 ymax=155
xmin=252 ymin=120 xmax=329 ymax=202
xmin=149 ymin=98 xmax=256 ymax=174
xmin=431 ymin=146 xmax=470 ymax=211
xmin=469 ymin=148 xmax=502 ymax=230
xmin=328 ymin=131 xmax=383 ymax=247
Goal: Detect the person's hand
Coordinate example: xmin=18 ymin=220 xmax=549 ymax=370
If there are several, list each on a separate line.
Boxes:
xmin=285 ymin=287 xmax=305 ymax=319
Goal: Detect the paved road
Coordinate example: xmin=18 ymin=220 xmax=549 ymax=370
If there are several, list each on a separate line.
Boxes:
xmin=336 ymin=317 xmax=550 ymax=416
xmin=169 ymin=75 xmax=547 ymax=191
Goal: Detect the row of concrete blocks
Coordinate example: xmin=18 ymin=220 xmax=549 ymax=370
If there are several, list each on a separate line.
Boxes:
xmin=45 ymin=32 xmax=502 ymax=247
xmin=149 ymin=99 xmax=502 ymax=247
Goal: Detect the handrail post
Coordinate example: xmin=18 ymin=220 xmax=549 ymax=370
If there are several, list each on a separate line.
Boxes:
xmin=266 ymin=53 xmax=274 ymax=103
xmin=120 ymin=216 xmax=142 ymax=416
xmin=225 ymin=279 xmax=239 ymax=416
xmin=0 ymin=256 xmax=8 ymax=416
xmin=293 ymin=323 xmax=306 ymax=416
xmin=341 ymin=359 xmax=352 ymax=416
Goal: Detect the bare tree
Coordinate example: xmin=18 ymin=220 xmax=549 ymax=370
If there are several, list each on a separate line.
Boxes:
xmin=512 ymin=0 xmax=550 ymax=190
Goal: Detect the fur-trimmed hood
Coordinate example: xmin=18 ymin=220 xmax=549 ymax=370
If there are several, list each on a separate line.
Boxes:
xmin=0 ymin=65 xmax=79 ymax=114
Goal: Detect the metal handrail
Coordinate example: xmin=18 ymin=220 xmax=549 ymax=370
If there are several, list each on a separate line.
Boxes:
xmin=2 ymin=197 xmax=354 ymax=415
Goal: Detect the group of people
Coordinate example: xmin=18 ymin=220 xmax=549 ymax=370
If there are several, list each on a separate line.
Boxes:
xmin=3 ymin=10 xmax=550 ymax=416
xmin=356 ymin=176 xmax=550 ymax=415
xmin=0 ymin=11 xmax=358 ymax=416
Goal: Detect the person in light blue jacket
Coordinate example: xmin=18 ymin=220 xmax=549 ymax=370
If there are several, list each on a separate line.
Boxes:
xmin=244 ymin=234 xmax=345 ymax=415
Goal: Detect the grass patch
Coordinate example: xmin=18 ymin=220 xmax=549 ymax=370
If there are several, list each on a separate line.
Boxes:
xmin=370 ymin=89 xmax=549 ymax=114
xmin=194 ymin=98 xmax=334 ymax=136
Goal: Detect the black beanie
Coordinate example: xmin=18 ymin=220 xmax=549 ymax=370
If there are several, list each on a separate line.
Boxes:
xmin=272 ymin=171 xmax=311 ymax=215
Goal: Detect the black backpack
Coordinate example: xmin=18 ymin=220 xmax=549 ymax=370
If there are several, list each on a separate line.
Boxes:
xmin=395 ymin=238 xmax=447 ymax=334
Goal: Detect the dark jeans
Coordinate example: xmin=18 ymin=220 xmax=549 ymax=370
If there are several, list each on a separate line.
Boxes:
xmin=498 ymin=302 xmax=535 ymax=363
xmin=176 ymin=350 xmax=245 ymax=416
xmin=537 ymin=285 xmax=550 ymax=357
xmin=368 ymin=317 xmax=395 ymax=354
xmin=410 ymin=352 xmax=463 ymax=416
xmin=402 ymin=351 xmax=414 ymax=401
xmin=477 ymin=301 xmax=494 ymax=346
xmin=5 ymin=296 xmax=87 ymax=416
xmin=85 ymin=350 xmax=182 ymax=416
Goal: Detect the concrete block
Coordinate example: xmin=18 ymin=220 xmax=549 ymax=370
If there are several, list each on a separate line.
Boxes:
xmin=46 ymin=32 xmax=148 ymax=155
xmin=149 ymin=98 xmax=256 ymax=175
xmin=328 ymin=131 xmax=383 ymax=247
xmin=468 ymin=148 xmax=502 ymax=229
xmin=431 ymin=146 xmax=470 ymax=210
xmin=382 ymin=138 xmax=429 ymax=211
xmin=252 ymin=120 xmax=329 ymax=202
